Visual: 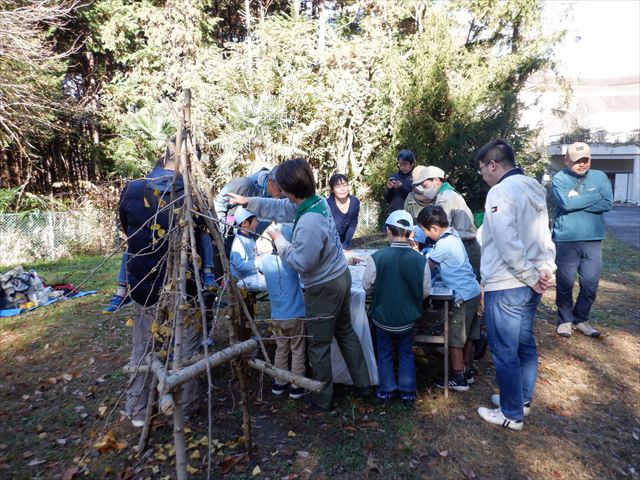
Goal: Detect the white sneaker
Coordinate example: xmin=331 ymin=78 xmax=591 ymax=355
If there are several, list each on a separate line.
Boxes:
xmin=477 ymin=406 xmax=523 ymax=431
xmin=491 ymin=394 xmax=531 ymax=417
xmin=556 ymin=322 xmax=572 ymax=338
xmin=574 ymin=322 xmax=600 ymax=338
xmin=131 ymin=418 xmax=145 ymax=428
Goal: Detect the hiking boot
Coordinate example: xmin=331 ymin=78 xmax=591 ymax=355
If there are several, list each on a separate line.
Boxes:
xmin=491 ymin=394 xmax=531 ymax=417
xmin=574 ymin=321 xmax=601 ymax=338
xmin=477 ymin=406 xmax=523 ymax=431
xmin=353 ymin=386 xmax=376 ymax=399
xmin=435 ymin=373 xmax=469 ymax=392
xmin=556 ymin=322 xmax=572 ymax=338
xmin=289 ymin=387 xmax=306 ymax=400
xmin=102 ymin=294 xmax=132 ymax=314
xmin=464 ymin=366 xmax=476 ymax=385
xmin=271 ymin=382 xmax=289 ymax=396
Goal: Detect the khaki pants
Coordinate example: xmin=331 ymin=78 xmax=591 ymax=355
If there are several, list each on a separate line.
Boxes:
xmin=304 ymin=268 xmax=370 ymax=410
xmin=272 ymin=319 xmax=306 ymax=387
xmin=125 ymin=304 xmax=201 ymax=420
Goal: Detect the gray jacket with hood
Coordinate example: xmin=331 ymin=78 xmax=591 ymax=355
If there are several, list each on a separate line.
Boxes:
xmin=245 ymin=196 xmax=347 ymax=288
xmin=480 ymin=169 xmax=556 ymax=292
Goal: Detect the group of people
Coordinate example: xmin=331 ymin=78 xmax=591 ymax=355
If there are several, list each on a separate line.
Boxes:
xmin=115 ymin=135 xmax=613 ymax=432
xmin=380 ymin=139 xmax=611 ymax=430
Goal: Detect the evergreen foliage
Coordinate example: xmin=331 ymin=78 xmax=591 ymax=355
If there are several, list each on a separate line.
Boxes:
xmin=0 ymin=0 xmax=565 ymax=212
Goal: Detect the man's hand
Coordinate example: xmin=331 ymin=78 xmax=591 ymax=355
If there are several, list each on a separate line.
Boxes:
xmin=227 ymin=192 xmax=249 ymax=206
xmin=532 ymin=270 xmax=553 ymax=294
xmin=567 ymin=189 xmax=579 ymax=198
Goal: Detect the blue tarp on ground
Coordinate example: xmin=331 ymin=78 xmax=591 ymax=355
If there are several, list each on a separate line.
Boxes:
xmin=0 ymin=290 xmax=97 ymax=318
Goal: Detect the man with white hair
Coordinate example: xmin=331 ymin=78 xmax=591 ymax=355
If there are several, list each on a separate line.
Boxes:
xmin=552 ymin=142 xmax=613 ymax=339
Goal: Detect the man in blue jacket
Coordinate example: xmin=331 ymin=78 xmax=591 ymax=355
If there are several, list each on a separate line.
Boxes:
xmin=119 ymin=144 xmax=201 ymax=426
xmin=552 ymin=142 xmax=613 ymax=338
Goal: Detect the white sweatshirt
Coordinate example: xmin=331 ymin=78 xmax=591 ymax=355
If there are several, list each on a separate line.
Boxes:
xmin=480 ymin=170 xmax=556 ymax=292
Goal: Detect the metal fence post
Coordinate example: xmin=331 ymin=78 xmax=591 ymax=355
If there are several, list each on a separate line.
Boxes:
xmin=46 ymin=212 xmax=55 ymax=260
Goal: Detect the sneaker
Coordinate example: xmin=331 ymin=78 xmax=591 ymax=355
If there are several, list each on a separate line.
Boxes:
xmin=102 ymin=294 xmax=132 ymax=314
xmin=435 ymin=373 xmax=469 ymax=392
xmin=376 ymin=391 xmax=394 ymax=403
xmin=556 ymin=322 xmax=572 ymax=338
xmin=477 ymin=406 xmax=523 ymax=431
xmin=491 ymin=394 xmax=531 ymax=417
xmin=574 ymin=321 xmax=601 ymax=338
xmin=464 ymin=366 xmax=476 ymax=385
xmin=203 ymin=272 xmax=217 ymax=290
xmin=131 ymin=418 xmax=145 ymax=428
xmin=400 ymin=392 xmax=416 ymax=407
xmin=271 ymin=383 xmax=289 ymax=396
xmin=289 ymin=387 xmax=306 ymax=399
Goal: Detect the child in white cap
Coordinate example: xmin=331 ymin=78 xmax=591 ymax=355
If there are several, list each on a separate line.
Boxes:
xmin=362 ymin=210 xmax=431 ymax=406
xmin=229 ymin=206 xmax=267 ymax=291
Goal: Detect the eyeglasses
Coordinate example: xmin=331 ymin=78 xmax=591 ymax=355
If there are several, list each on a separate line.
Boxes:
xmin=477 ymin=160 xmax=494 ymax=175
xmin=397 ymin=161 xmax=411 ymax=168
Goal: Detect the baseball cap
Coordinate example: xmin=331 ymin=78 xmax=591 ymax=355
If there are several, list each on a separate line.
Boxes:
xmin=566 ymin=142 xmax=591 ymax=162
xmin=412 ymin=225 xmax=427 ymax=244
xmin=385 ymin=210 xmax=414 ymax=231
xmin=412 ymin=165 xmax=445 ymax=185
xmin=234 ymin=206 xmax=256 ymax=225
xmin=268 ymin=165 xmax=279 ymax=180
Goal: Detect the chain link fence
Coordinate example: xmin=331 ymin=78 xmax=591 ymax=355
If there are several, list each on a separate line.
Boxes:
xmin=0 ymin=210 xmax=120 ymax=267
xmin=0 ymin=202 xmax=383 ymax=268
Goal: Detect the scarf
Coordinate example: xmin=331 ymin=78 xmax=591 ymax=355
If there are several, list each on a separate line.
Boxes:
xmin=293 ymin=195 xmax=329 ymax=232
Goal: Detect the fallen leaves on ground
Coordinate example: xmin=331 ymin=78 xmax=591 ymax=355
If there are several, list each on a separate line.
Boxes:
xmin=94 ymin=430 xmax=126 ymax=453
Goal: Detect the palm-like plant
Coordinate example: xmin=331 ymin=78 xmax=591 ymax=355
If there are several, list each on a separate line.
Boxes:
xmin=213 ymin=93 xmax=304 ymax=173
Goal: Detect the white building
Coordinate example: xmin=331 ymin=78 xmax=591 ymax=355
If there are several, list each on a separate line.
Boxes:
xmin=521 ymin=74 xmax=640 ymax=204
xmin=547 ymin=142 xmax=640 ymax=204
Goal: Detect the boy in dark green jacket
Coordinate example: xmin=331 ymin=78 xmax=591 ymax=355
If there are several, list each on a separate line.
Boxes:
xmin=362 ymin=210 xmax=430 ymax=405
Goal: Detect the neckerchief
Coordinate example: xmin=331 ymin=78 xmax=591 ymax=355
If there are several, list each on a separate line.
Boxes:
xmin=293 ymin=195 xmax=328 ymax=232
xmin=438 ymin=181 xmax=457 ymax=194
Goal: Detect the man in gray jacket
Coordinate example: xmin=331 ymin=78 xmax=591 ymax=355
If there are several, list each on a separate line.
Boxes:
xmin=474 ymin=139 xmax=556 ymax=431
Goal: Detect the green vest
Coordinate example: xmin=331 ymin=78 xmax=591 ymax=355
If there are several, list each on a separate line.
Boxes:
xmin=369 ymin=245 xmax=426 ymax=333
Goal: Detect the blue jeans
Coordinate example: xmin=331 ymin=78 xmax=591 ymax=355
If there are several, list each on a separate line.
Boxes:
xmin=117 ymin=253 xmax=129 ymax=285
xmin=196 ymin=231 xmax=215 ymax=269
xmin=555 ymin=241 xmax=602 ymax=325
xmin=375 ymin=326 xmax=416 ymax=395
xmin=484 ymin=286 xmax=541 ymax=421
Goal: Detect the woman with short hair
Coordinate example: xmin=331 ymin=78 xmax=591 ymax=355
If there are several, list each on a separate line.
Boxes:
xmin=227 ymin=159 xmax=373 ymax=411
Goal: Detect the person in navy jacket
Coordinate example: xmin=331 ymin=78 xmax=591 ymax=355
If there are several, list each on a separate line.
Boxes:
xmin=326 ymin=173 xmax=360 ymax=250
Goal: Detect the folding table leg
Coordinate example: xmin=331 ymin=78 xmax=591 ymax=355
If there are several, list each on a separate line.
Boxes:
xmin=443 ymin=300 xmax=449 ymax=399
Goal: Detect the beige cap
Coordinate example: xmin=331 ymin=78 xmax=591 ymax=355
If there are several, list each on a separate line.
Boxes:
xmin=412 ymin=165 xmax=445 ymax=185
xmin=566 ymin=142 xmax=591 ymax=162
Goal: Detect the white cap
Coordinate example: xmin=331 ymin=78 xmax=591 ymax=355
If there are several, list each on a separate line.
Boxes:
xmin=412 ymin=165 xmax=445 ymax=185
xmin=234 ymin=206 xmax=256 ymax=225
xmin=385 ymin=210 xmax=414 ymax=231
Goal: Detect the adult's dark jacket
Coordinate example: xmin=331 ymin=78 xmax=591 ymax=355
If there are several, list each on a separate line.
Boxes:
xmin=119 ymin=166 xmax=186 ymax=306
xmin=384 ymin=170 xmax=413 ymax=213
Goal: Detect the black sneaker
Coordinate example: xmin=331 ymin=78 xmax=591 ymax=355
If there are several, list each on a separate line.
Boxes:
xmin=464 ymin=366 xmax=476 ymax=385
xmin=271 ymin=383 xmax=289 ymax=395
xmin=353 ymin=385 xmax=376 ymax=399
xmin=289 ymin=387 xmax=306 ymax=399
xmin=400 ymin=392 xmax=416 ymax=407
xmin=435 ymin=373 xmax=469 ymax=392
